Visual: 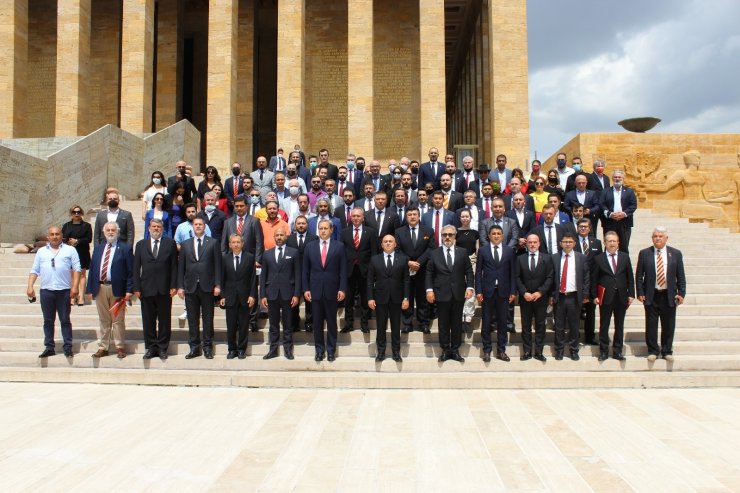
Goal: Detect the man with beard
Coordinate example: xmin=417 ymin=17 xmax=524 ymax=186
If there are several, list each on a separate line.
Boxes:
xmin=287 ymin=216 xmax=318 ymax=333
xmin=308 ymin=197 xmax=341 ymax=240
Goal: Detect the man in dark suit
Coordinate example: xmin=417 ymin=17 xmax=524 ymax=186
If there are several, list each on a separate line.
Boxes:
xmin=94 ymin=190 xmax=135 ymax=246
xmin=334 ymin=188 xmax=356 ymax=229
xmin=422 ymin=191 xmax=457 ymax=247
xmin=588 ymin=159 xmax=610 ymax=192
xmin=303 ymin=219 xmax=347 ymax=362
xmin=460 ymin=156 xmax=478 ymax=190
xmin=260 ymin=227 xmax=302 ymax=359
xmin=468 ymin=164 xmax=492 ymax=200
xmin=439 ymin=173 xmax=464 ymax=212
xmin=316 ymin=148 xmax=339 ymax=180
xmin=395 ymin=208 xmax=436 ymax=334
xmin=219 ymin=234 xmax=257 ymax=359
xmin=220 ymin=195 xmax=264 ymax=262
xmin=368 ymin=235 xmax=411 ymax=362
xmin=636 ymin=227 xmax=686 ymax=362
xmin=418 ymin=147 xmax=445 ymax=190
xmin=575 ymin=219 xmax=602 ymax=345
xmin=177 ymin=217 xmax=223 ymax=359
xmin=504 ymin=193 xmax=536 ymax=252
xmin=531 ymin=204 xmax=564 ymax=255
xmin=167 ymin=160 xmax=197 ymax=204
xmin=307 ymin=198 xmax=342 ymax=240
xmin=476 ymin=225 xmax=518 ymax=362
xmin=223 ymin=162 xmax=246 ymax=213
xmin=341 ymin=208 xmax=377 ymax=333
xmin=444 ymin=161 xmax=467 ymax=193
xmin=501 ymin=177 xmax=535 ymax=212
xmin=133 ymin=219 xmax=178 ymax=360
xmin=517 ymin=234 xmax=554 ymax=361
xmin=197 ymin=191 xmax=227 ymax=241
xmin=426 ymin=225 xmax=475 ymax=363
xmin=600 ymin=170 xmax=637 ymax=253
xmin=564 ymin=174 xmax=601 ymax=232
xmin=550 ymin=232 xmax=590 ymax=361
xmin=362 ymin=160 xmax=391 ymax=196
xmin=355 ymin=182 xmax=377 ymax=213
xmin=363 ymin=191 xmax=400 ymax=248
xmin=87 ymin=222 xmax=134 ymax=359
xmin=592 ymin=231 xmax=635 ymax=361
xmin=286 ymin=216 xmax=318 ymax=332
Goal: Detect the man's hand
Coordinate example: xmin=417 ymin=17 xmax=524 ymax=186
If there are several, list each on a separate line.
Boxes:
xmin=248 ymin=297 xmax=255 ymax=308
xmin=476 ymin=293 xmax=484 ymax=303
xmin=368 ymin=300 xmax=377 ymax=310
xmin=169 ymin=288 xmax=177 ymax=297
xmin=465 ymin=288 xmax=473 ymax=300
xmin=426 ymin=292 xmax=435 ymax=304
xmin=27 ymin=287 xmax=35 ymax=299
xmin=408 ymin=260 xmax=420 ymax=272
xmin=337 ymin=291 xmax=345 ymax=302
xmin=523 ymin=292 xmax=534 ymax=302
xmin=401 ymin=299 xmax=409 ymax=310
xmin=219 ymin=298 xmax=225 ymax=307
xmin=304 ymin=291 xmax=312 ymax=303
xmin=637 ymin=295 xmax=645 ymax=303
xmin=177 ymin=288 xmax=185 ymax=299
xmin=290 ymin=296 xmax=299 ymax=308
xmin=71 ymin=288 xmax=79 ymax=300
xmin=626 ymin=297 xmax=634 ymax=307
xmin=676 ymin=295 xmax=684 ymax=305
xmin=213 ymin=287 xmax=221 ymax=297
xmin=260 ymin=297 xmax=268 ymax=309
xmin=134 ymin=291 xmax=141 ymax=299
xmin=508 ymin=294 xmax=516 ymax=303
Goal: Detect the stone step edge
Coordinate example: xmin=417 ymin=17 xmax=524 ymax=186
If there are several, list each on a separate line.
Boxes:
xmin=1 ymin=367 xmax=739 ymax=390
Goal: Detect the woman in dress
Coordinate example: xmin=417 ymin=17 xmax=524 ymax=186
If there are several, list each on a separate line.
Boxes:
xmin=456 ymin=208 xmax=479 ymax=332
xmin=167 ymin=183 xmax=186 ymax=237
xmin=212 ymin=184 xmax=229 ymax=217
xmin=197 ymin=165 xmax=222 ymax=206
xmin=61 ymin=205 xmax=92 ymax=306
xmin=143 ymin=192 xmax=171 ymax=239
xmin=141 ymin=170 xmax=168 ymax=219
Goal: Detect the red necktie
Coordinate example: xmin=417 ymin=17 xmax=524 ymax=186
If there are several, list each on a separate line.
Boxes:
xmin=237 ymin=216 xmax=243 ymax=235
xmin=434 ymin=210 xmax=440 ymax=247
xmin=100 ymin=244 xmax=111 ymax=282
xmin=560 ymin=253 xmax=569 ymax=293
xmin=346 ymin=206 xmax=351 ymax=224
xmin=321 ymin=241 xmax=328 ymax=268
xmin=338 ymin=181 xmax=344 ymax=196
xmin=233 ymin=177 xmax=238 ymax=198
xmin=354 ymin=228 xmax=360 ymax=249
xmin=484 ymin=198 xmax=491 ymax=218
xmin=610 ymin=253 xmax=617 ymax=273
xmin=466 ymin=173 xmax=471 ymax=187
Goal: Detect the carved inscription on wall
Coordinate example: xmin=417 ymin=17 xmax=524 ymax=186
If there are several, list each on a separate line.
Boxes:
xmin=374 ymin=46 xmax=414 ymax=159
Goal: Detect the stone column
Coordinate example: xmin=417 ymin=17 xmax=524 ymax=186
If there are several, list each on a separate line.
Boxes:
xmin=155 ymin=0 xmax=181 ymax=131
xmin=276 ymin=0 xmax=305 ymax=149
xmin=418 ymin=0 xmax=446 ymax=155
xmin=55 ymin=0 xmax=90 ymax=136
xmin=347 ymin=0 xmax=373 ymax=159
xmin=206 ymin=0 xmax=238 ymax=168
xmin=120 ymin=0 xmax=155 ymax=133
xmin=488 ymin=0 xmax=529 ymax=166
xmin=0 ymin=0 xmax=28 ymax=137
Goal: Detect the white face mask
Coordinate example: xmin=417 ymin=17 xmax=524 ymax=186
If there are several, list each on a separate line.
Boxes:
xmin=153 ymin=178 xmax=161 ymax=185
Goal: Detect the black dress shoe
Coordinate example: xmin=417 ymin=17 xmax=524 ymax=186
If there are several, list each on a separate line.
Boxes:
xmin=185 ymin=349 xmax=202 ymax=359
xmin=284 ymin=348 xmax=294 ymax=360
xmin=612 ymin=352 xmax=626 ymax=361
xmin=250 ymin=325 xmax=259 ymax=333
xmin=63 ymin=349 xmax=74 ymax=357
xmin=401 ymin=326 xmax=412 ymax=334
xmin=227 ymin=350 xmax=238 ymax=359
xmin=340 ymin=326 xmax=354 ymax=333
xmin=496 ymin=351 xmax=510 ymax=362
xmin=360 ymin=326 xmax=370 ymax=334
xmin=315 ymin=352 xmax=324 ymax=362
xmin=237 ymin=350 xmax=247 ymax=359
xmin=375 ymin=353 xmax=386 ymax=362
xmin=38 ymin=348 xmax=55 ymax=358
xmin=554 ymin=352 xmax=564 ymax=361
xmin=160 ymin=352 xmax=168 ymax=360
xmin=204 ymin=349 xmax=214 ymax=359
xmin=438 ymin=351 xmax=449 ymax=362
xmin=598 ymin=352 xmax=608 ymax=362
xmin=305 ymin=325 xmax=313 ymax=333
xmin=143 ymin=349 xmax=158 ymax=360
xmin=584 ymin=338 xmax=599 ymax=345
xmin=327 ymin=353 xmax=336 ymax=362
xmin=520 ymin=352 xmax=532 ymax=361
xmin=534 ymin=353 xmax=547 ymax=362
xmin=263 ymin=350 xmax=278 ymax=360
xmin=450 ymin=351 xmax=465 ymax=362
xmin=392 ymin=351 xmax=402 ymax=362
xmin=482 ymin=352 xmax=491 ymax=363
xmin=570 ymin=352 xmax=580 ymax=361
xmin=422 ymin=326 xmax=431 ymax=334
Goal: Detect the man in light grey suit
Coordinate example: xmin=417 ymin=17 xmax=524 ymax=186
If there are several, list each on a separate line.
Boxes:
xmin=492 ymin=154 xmax=513 ymax=191
xmin=269 ymin=148 xmax=287 ymax=172
xmin=251 ymin=155 xmax=275 ymax=202
xmin=94 ymin=189 xmax=135 ymax=246
xmin=479 ymin=197 xmax=519 ymax=249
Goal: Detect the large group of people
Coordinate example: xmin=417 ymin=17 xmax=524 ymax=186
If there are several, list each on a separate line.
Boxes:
xmin=27 ymin=146 xmax=686 ymax=365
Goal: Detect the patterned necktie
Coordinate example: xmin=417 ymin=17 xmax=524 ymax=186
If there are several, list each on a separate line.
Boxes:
xmin=152 ymin=239 xmax=159 ymax=259
xmin=546 ymin=226 xmax=553 ymax=254
xmin=233 ymin=176 xmax=238 ymax=198
xmin=354 ymin=228 xmax=360 ymax=249
xmin=237 ymin=216 xmax=244 ymax=235
xmin=582 ymin=238 xmax=588 ymax=253
xmin=101 ymin=244 xmax=111 ymax=282
xmin=446 ymin=248 xmax=453 ymax=268
xmin=434 ymin=211 xmax=441 ymax=247
xmin=278 ymin=246 xmax=284 ymax=263
xmin=485 ymin=198 xmax=490 ymax=218
xmin=560 ymin=253 xmax=569 ymax=293
xmin=656 ymin=250 xmax=666 ymax=288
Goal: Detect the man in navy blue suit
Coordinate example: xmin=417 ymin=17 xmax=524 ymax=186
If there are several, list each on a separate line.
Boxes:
xmin=307 ymin=198 xmax=342 ymax=240
xmin=87 ymin=222 xmax=134 ymax=359
xmin=418 ymin=147 xmax=445 ymax=190
xmin=422 ymin=191 xmax=456 ymax=247
xmin=303 ymin=219 xmax=347 ymax=362
xmin=476 ymin=225 xmax=517 ymax=362
xmin=564 ymin=174 xmax=601 ymax=232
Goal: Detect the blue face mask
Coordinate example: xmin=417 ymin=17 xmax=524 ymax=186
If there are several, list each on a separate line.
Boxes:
xmin=347 ymin=161 xmax=355 ymax=169
xmin=250 ymin=196 xmax=260 ymax=205
xmin=204 ymin=204 xmax=216 ymax=212
xmin=152 ymin=177 xmax=161 ymax=185
xmin=310 ymin=162 xmax=317 ymax=168
xmin=572 ymin=164 xmax=581 ymax=172
xmin=557 ymin=159 xmax=566 ymax=169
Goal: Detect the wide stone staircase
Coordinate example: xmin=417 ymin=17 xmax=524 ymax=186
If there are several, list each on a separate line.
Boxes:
xmin=0 ymin=201 xmax=738 ymax=389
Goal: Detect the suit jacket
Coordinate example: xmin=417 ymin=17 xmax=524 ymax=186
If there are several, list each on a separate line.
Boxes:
xmin=421 ymin=208 xmax=456 ymax=240
xmin=307 ymin=215 xmax=342 ymax=241
xmin=591 ymin=251 xmax=635 ymax=305
xmin=362 ymin=174 xmax=391 ymax=196
xmin=197 ymin=209 xmax=227 ymax=241
xmin=449 ymin=172 xmax=467 ymax=194
xmin=418 ymin=161 xmax=445 ymax=189
xmin=391 ymin=205 xmax=410 ymax=226
xmin=564 ymin=189 xmax=601 ymax=219
xmin=364 ymin=209 xmax=400 ymax=245
xmin=479 ymin=216 xmax=520 ymax=249
xmin=341 ymin=225 xmax=378 ymax=276
xmin=502 ymin=193 xmax=536 ymax=213
xmin=344 ymin=168 xmax=364 ymax=196
xmin=367 ymin=252 xmax=411 ymax=304
xmin=504 ymin=209 xmax=537 ymax=238
xmin=395 ymin=224 xmax=435 ymax=267
xmin=425 ymin=246 xmax=474 ymax=302
xmin=94 ymin=209 xmax=135 ymax=246
xmin=251 ymin=169 xmax=275 ymax=200
xmin=220 ymin=213 xmax=264 ymax=262
xmin=575 ymin=236 xmax=603 ymax=265
xmin=531 ymin=224 xmax=565 ymax=254
xmin=315 ymin=163 xmax=339 ymax=180
xmin=268 ymin=155 xmax=287 ymax=172
xmin=537 ymin=211 xmax=571 ymax=226
xmin=133 ymin=237 xmax=178 ymax=297
xmin=601 ymin=186 xmax=638 ymax=228
xmin=333 ymin=203 xmax=355 ymax=229
xmin=491 ymin=168 xmax=513 ymax=188
xmin=443 ymin=190 xmax=464 ymax=212
xmin=223 ymin=175 xmax=245 ymax=209
xmin=259 ymin=245 xmax=301 ymax=300
xmin=460 ymin=170 xmax=479 ymax=190
xmin=178 ymin=235 xmax=223 ymax=293
xmin=588 ymin=172 xmax=610 ymax=192
xmin=285 ymin=231 xmax=318 ymax=258
xmin=221 ymin=251 xmax=257 ymax=307
xmin=516 ymin=252 xmax=554 ymax=296
xmin=87 ymin=242 xmax=134 ymax=297
xmin=635 ymin=246 xmax=686 ymax=307
xmin=355 ymin=197 xmax=376 ymax=212
xmin=167 ymin=175 xmax=197 ymax=203
xmin=551 ymin=251 xmax=590 ymax=305
xmin=475 ymin=243 xmax=517 ymax=298
xmin=302 ymin=239 xmax=348 ymax=299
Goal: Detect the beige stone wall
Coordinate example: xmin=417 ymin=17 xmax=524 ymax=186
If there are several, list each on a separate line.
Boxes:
xmin=120 ymin=0 xmax=155 ymax=134
xmin=26 ymin=0 xmax=56 ymax=138
xmin=548 ymin=132 xmax=740 ymax=232
xmin=55 ymin=0 xmax=91 ymax=136
xmin=276 ymin=0 xmax=305 ymax=149
xmin=304 ymin=0 xmax=348 ymax=155
xmin=235 ymin=0 xmax=254 ymax=166
xmin=418 ymin=0 xmax=446 ymax=155
xmin=0 ymin=0 xmax=28 ymax=138
xmin=89 ymin=0 xmax=121 ymax=130
xmin=155 ymin=0 xmax=181 ymax=131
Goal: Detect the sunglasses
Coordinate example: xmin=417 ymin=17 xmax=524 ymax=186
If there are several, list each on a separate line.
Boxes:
xmin=72 ymin=210 xmax=82 ymax=215
xmin=441 ymin=233 xmax=455 ymax=237
xmin=154 ymin=198 xmax=163 ymax=201
xmin=535 ymin=182 xmax=544 ymax=186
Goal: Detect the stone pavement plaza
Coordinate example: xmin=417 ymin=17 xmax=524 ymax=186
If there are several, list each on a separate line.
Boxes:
xmin=0 ymin=383 xmax=738 ymax=492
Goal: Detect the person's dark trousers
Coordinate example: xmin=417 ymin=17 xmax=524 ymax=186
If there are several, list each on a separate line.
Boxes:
xmin=268 ymin=298 xmax=293 ymax=351
xmin=402 ymin=271 xmax=429 ymax=328
xmin=140 ymin=294 xmax=172 ymax=354
xmin=40 ymin=289 xmax=72 ymax=352
xmin=520 ymin=297 xmax=548 ymax=354
xmin=582 ymin=302 xmax=596 ymax=342
xmin=603 ymin=223 xmax=631 ymax=254
xmin=376 ymin=302 xmax=402 ymax=354
xmin=292 ymin=296 xmax=312 ymax=329
xmin=506 ymin=301 xmax=516 ymax=331
xmin=554 ymin=294 xmax=581 ymax=354
xmin=345 ymin=265 xmax=369 ymax=328
xmin=313 ymin=298 xmax=339 ymax=355
xmin=599 ymin=302 xmax=627 ymax=354
xmin=225 ymin=302 xmax=250 ymax=352
xmin=437 ymin=300 xmax=463 ymax=351
xmin=644 ymin=291 xmax=676 ymax=356
xmin=249 ymin=273 xmax=259 ymax=329
xmin=185 ymin=287 xmax=215 ymax=350
xmin=481 ymin=290 xmax=509 ymax=353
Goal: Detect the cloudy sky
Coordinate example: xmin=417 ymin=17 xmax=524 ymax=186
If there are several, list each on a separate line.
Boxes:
xmin=527 ymin=0 xmax=740 ymax=161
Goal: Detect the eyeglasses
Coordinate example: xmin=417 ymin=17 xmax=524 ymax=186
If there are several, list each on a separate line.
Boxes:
xmin=72 ymin=210 xmax=82 ymax=215
xmin=441 ymin=233 xmax=455 ymax=237
xmin=207 ymin=171 xmax=215 ymax=175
